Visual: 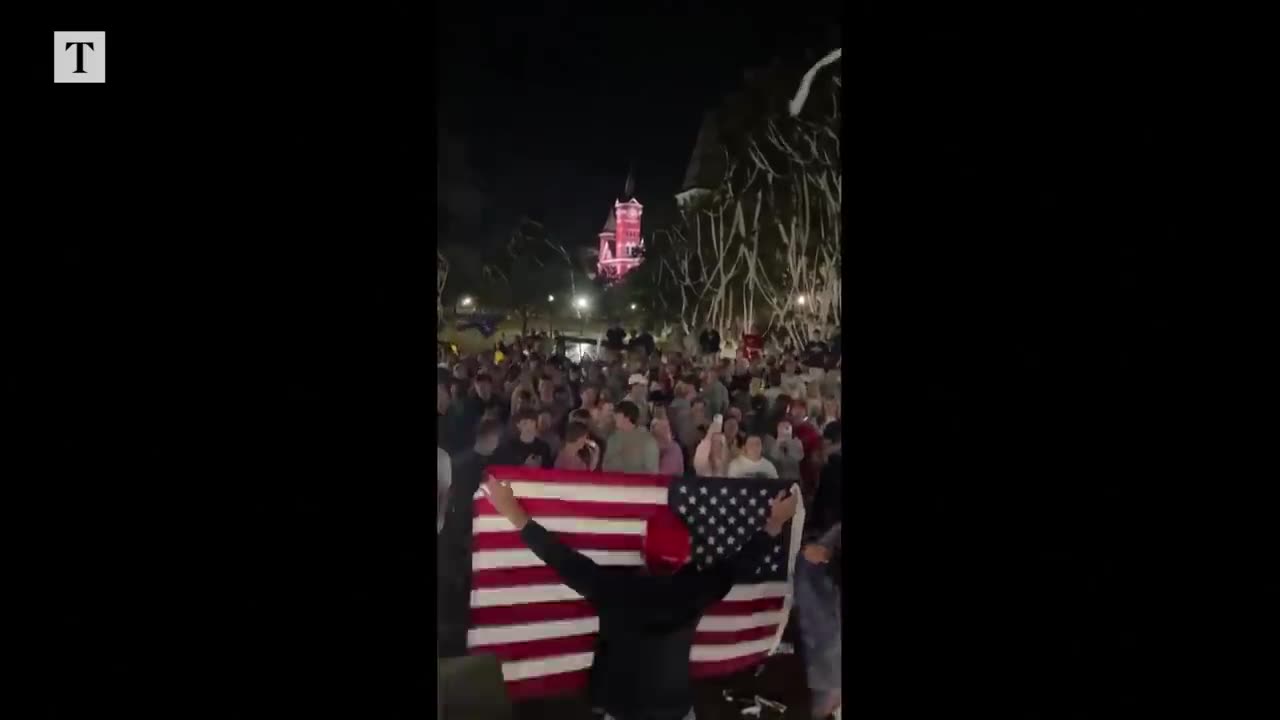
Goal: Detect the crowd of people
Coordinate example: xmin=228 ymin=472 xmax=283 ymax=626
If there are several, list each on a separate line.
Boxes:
xmin=437 ymin=324 xmax=843 ymax=719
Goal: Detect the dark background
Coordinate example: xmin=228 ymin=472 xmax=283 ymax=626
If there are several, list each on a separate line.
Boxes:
xmin=437 ymin=1 xmax=840 ymax=250
xmin=0 ymin=5 xmax=1263 ymax=719
xmin=7 ymin=9 xmax=423 ymax=718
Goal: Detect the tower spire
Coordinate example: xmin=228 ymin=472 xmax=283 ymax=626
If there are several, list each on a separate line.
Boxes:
xmin=622 ymin=164 xmax=635 ymax=200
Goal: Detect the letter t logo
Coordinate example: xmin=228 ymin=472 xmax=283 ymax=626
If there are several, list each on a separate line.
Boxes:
xmin=66 ymin=42 xmax=94 ymax=73
xmin=54 ymin=32 xmax=106 ymax=83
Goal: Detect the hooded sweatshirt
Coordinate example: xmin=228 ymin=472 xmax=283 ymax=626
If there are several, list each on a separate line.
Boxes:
xmin=518 ymin=520 xmax=777 ymax=719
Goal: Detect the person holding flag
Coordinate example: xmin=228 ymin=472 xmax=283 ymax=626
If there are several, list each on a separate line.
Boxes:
xmin=480 ymin=476 xmax=800 ymax=720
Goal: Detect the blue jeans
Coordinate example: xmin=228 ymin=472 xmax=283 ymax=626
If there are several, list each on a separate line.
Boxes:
xmin=795 ymin=556 xmax=842 ymax=693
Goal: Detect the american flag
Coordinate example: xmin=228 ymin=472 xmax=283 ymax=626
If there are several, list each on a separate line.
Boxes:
xmin=467 ymin=466 xmax=805 ymax=701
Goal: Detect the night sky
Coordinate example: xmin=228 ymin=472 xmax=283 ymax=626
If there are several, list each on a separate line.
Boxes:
xmin=437 ymin=2 xmax=841 ymax=250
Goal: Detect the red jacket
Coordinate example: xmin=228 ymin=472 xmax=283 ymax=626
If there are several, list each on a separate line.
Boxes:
xmin=791 ymin=419 xmax=823 ymax=491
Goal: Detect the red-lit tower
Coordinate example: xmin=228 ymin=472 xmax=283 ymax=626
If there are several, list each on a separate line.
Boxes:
xmin=597 ymin=172 xmax=643 ymax=281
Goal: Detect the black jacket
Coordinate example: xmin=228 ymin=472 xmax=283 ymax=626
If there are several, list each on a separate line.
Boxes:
xmin=464 ymin=391 xmax=505 ymax=426
xmin=806 ymin=450 xmax=842 ymax=540
xmin=697 ymin=329 xmax=721 ymax=354
xmin=493 ymin=436 xmax=554 ymax=468
xmin=437 ymin=407 xmax=471 ymax=454
xmin=636 ymin=332 xmax=656 ymax=356
xmin=806 ymin=450 xmax=843 ymax=587
xmin=605 ymin=327 xmax=627 ymax=351
xmin=520 ymin=520 xmax=776 ymax=719
xmin=437 ymin=449 xmax=494 ymax=657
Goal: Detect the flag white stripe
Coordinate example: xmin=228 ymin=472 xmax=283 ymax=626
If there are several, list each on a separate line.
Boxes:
xmin=697 ymin=610 xmax=786 ymax=632
xmin=468 ymin=610 xmax=786 ymax=647
xmin=690 ymin=637 xmax=777 ymax=662
xmin=473 ymin=482 xmax=668 ymax=505
xmin=472 ymin=516 xmax=647 ymax=535
xmin=471 ymin=583 xmax=584 ymax=607
xmin=471 ymin=580 xmax=788 ymax=608
xmin=499 ymin=652 xmax=596 ymax=682
xmin=469 ymin=616 xmax=600 ymax=648
xmin=492 ymin=638 xmax=774 ymax=682
xmin=724 ymin=581 xmax=790 ymax=603
xmin=471 ymin=549 xmax=643 ymax=572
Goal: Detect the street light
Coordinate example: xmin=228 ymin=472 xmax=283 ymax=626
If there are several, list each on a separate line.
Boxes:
xmin=461 ymin=296 xmax=474 ymax=307
xmin=574 ymin=296 xmax=589 ymax=333
xmin=796 ymin=294 xmax=807 ymax=306
xmin=547 ymin=295 xmax=555 ymax=302
xmin=629 ymin=303 xmax=637 ymax=311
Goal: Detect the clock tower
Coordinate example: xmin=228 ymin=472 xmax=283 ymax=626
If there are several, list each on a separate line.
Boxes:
xmin=597 ymin=171 xmax=643 ymax=281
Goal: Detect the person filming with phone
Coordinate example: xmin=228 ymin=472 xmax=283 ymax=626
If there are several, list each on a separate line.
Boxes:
xmin=555 ymin=420 xmax=602 ymax=470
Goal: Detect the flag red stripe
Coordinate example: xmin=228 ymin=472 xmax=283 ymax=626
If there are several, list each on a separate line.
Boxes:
xmin=475 ymin=497 xmax=667 ymax=519
xmin=702 ymin=596 xmax=786 ymax=615
xmin=689 ymin=651 xmax=769 ymax=679
xmin=471 ymin=568 xmax=791 ymax=598
xmin=474 ymin=633 xmax=599 ymax=664
xmin=692 ymin=624 xmax=778 ymax=646
xmin=472 ymin=566 xmax=583 ymax=590
xmin=471 ymin=531 xmax=643 ymax=552
xmin=503 ymin=668 xmax=590 ymax=701
xmin=468 ymin=599 xmax=596 ymax=626
xmin=484 ymin=465 xmax=674 ymax=487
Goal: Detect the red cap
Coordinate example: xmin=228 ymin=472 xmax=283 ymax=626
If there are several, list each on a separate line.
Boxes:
xmin=643 ymin=508 xmax=692 ymax=572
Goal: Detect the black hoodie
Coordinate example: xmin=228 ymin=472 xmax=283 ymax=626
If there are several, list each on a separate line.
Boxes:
xmin=806 ymin=449 xmax=843 ymax=588
xmin=437 ymin=448 xmax=495 ymax=656
xmin=519 ymin=521 xmax=776 ymax=719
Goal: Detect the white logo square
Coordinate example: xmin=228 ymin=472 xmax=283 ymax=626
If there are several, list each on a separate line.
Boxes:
xmin=54 ymin=31 xmax=106 ymax=83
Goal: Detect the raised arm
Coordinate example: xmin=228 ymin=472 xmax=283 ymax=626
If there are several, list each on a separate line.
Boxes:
xmin=518 ymin=520 xmax=609 ymax=602
xmin=481 ymin=476 xmax=609 ymax=602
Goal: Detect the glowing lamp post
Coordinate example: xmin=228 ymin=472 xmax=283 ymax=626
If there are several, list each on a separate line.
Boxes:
xmin=574 ymin=296 xmax=589 ymax=333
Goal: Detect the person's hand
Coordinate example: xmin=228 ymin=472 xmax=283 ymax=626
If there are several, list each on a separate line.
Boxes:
xmin=764 ymin=485 xmax=800 ymax=536
xmin=481 ymin=475 xmax=530 ymax=529
xmin=802 ymin=544 xmax=832 ymax=564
